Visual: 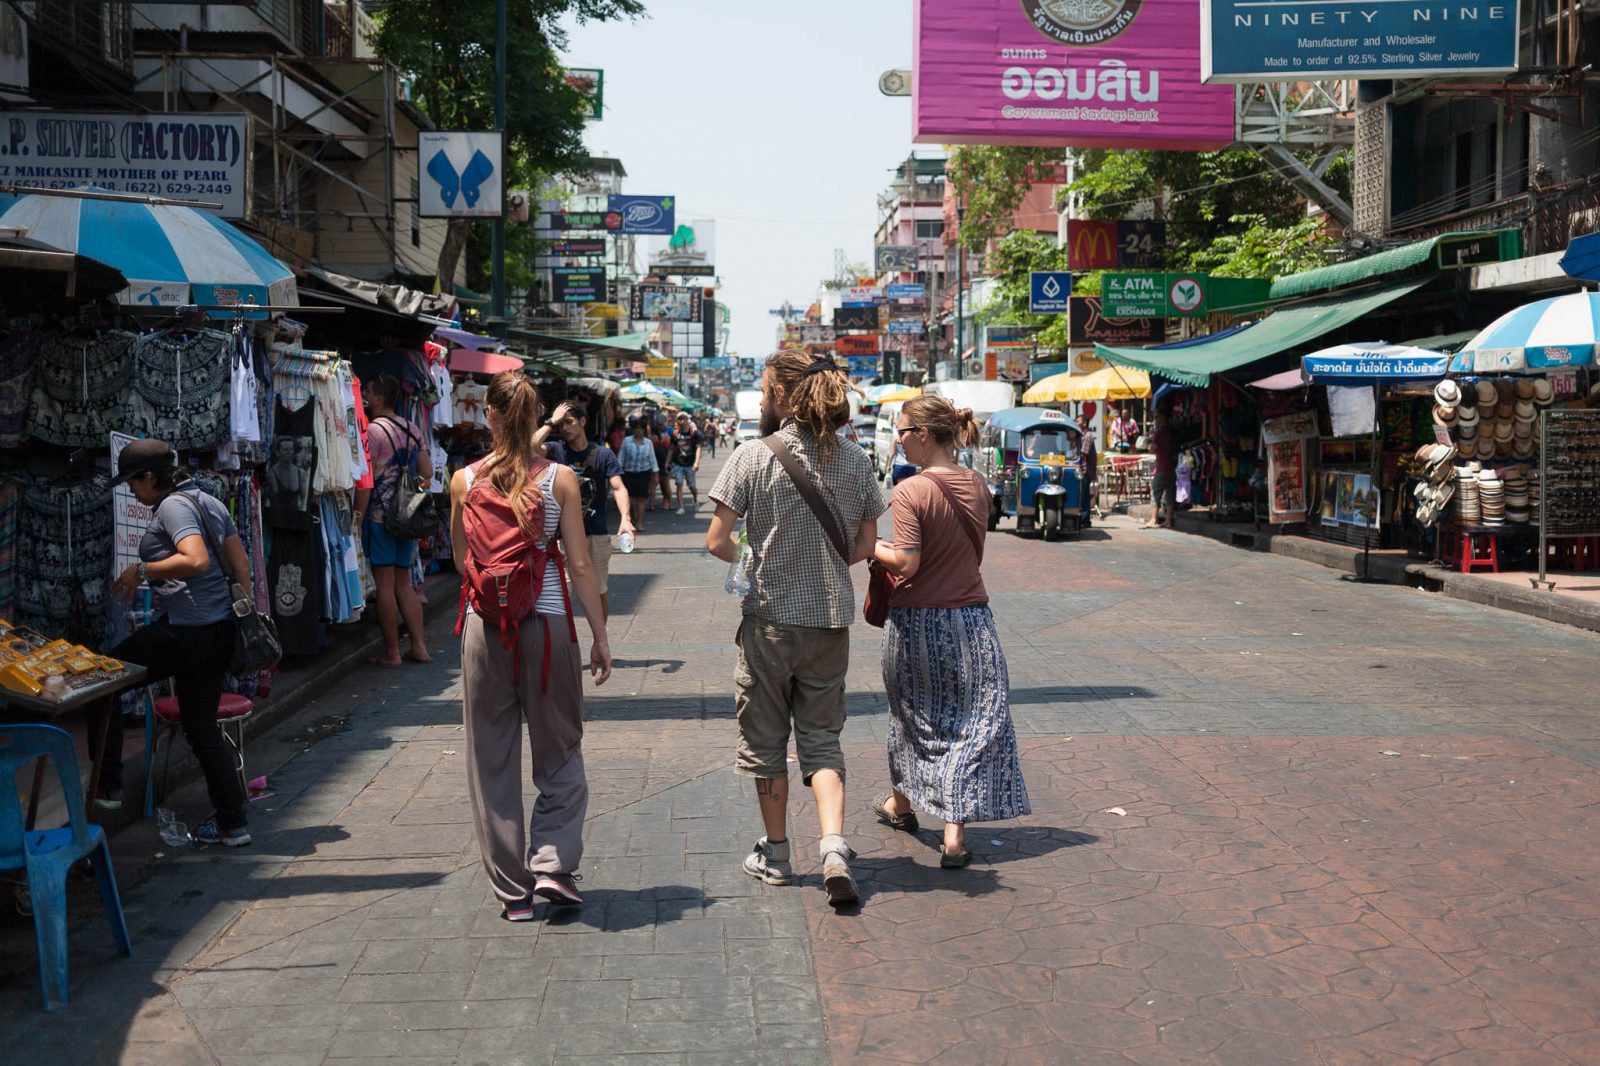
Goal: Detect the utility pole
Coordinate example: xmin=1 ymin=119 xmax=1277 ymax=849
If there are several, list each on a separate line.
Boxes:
xmin=954 ymin=197 xmax=966 ymax=381
xmin=490 ymin=0 xmax=507 ymax=337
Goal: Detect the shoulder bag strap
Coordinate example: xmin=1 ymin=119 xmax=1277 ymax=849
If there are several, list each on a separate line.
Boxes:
xmin=173 ymin=491 xmax=241 ymax=590
xmin=761 ymin=435 xmax=852 ymax=564
xmin=925 ymin=473 xmax=985 ymax=563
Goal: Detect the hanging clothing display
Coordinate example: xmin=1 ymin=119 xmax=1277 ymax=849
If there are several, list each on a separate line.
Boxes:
xmin=28 ymin=332 xmax=137 ymax=447
xmin=267 ymin=393 xmax=318 ymax=530
xmin=13 ymin=475 xmax=113 ymax=647
xmin=128 ymin=329 xmax=233 ymax=450
xmin=231 ymin=329 xmax=262 ymax=443
xmin=453 ymin=379 xmax=488 ymax=428
xmin=0 ymin=330 xmax=41 ymax=449
xmin=269 ymin=525 xmax=323 ymax=656
xmin=429 ymin=354 xmax=454 ymax=427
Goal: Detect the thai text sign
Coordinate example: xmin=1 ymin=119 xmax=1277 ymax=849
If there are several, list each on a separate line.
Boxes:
xmin=645 ymin=358 xmax=676 ymax=381
xmin=1103 ymin=273 xmax=1167 ymax=318
xmin=912 ymin=0 xmax=1235 ymax=150
xmin=1202 ymin=0 xmax=1518 ymax=81
xmin=0 ymin=111 xmax=249 ymax=217
xmin=1069 ymin=295 xmax=1163 ymax=345
xmin=886 ymin=283 xmax=926 ymax=299
xmin=837 ymin=334 xmax=881 ymax=356
xmin=887 ymin=319 xmax=926 ymax=335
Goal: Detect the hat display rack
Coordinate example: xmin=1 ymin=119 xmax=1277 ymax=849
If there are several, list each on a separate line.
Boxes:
xmin=1532 ymin=407 xmax=1600 ymax=591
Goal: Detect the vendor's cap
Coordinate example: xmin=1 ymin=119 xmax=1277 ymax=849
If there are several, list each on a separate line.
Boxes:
xmin=110 ymin=438 xmax=175 ymax=485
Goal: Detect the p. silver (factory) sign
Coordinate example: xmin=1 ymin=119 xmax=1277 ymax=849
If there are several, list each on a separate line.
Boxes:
xmin=0 ymin=111 xmax=249 ymax=216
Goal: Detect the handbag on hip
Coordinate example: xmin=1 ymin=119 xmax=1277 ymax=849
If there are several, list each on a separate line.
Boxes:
xmin=178 ymin=493 xmax=283 ymax=674
xmin=863 ymin=472 xmax=984 ymax=628
xmin=377 ymin=418 xmax=439 ymax=540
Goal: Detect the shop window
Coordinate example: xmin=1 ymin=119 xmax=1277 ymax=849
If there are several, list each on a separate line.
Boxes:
xmin=914 ymin=219 xmax=944 ymax=240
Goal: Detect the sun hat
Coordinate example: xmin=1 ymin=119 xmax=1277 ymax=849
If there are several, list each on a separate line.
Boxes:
xmin=1533 ymin=378 xmax=1554 ymax=404
xmin=1513 ymin=420 xmax=1533 ymax=439
xmin=1434 ymin=380 xmax=1462 ymax=407
xmin=1477 ymin=402 xmax=1496 ymax=421
xmin=1457 ymin=425 xmax=1478 ymax=442
xmin=1512 ymin=438 xmax=1537 ymax=459
xmin=1456 ymin=403 xmax=1480 ymax=423
xmin=1494 ymin=401 xmax=1514 ymax=419
xmin=1433 ymin=404 xmax=1457 ymax=425
xmin=1492 ymin=421 xmax=1514 ymax=441
xmin=1514 ymin=400 xmax=1536 ymax=421
xmin=1495 ymin=379 xmax=1515 ymax=403
xmin=1474 ymin=380 xmax=1497 ymax=404
xmin=1475 ymin=437 xmax=1496 ymax=459
xmin=1514 ymin=379 xmax=1536 ymax=400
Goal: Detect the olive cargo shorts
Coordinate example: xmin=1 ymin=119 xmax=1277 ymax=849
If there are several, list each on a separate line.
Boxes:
xmin=733 ymin=617 xmax=849 ymax=784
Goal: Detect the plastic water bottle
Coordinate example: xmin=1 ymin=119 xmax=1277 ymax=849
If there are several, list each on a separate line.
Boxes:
xmin=724 ymin=529 xmax=753 ymax=598
xmin=618 ymin=531 xmax=636 ymax=554
xmin=157 ymin=808 xmax=192 ymax=848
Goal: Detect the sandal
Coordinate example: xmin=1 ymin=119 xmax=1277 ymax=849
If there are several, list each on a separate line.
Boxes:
xmin=940 ymin=846 xmax=972 ymax=869
xmin=870 ymin=793 xmax=919 ymax=833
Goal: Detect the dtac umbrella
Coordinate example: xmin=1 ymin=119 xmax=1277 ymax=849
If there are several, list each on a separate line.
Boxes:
xmin=866 ymin=383 xmax=920 ymax=404
xmin=0 ymin=187 xmax=295 ymax=312
xmin=1447 ymin=291 xmax=1600 ymax=373
xmin=620 ymin=380 xmax=666 ymax=400
xmin=1559 ymin=233 xmax=1600 ymax=282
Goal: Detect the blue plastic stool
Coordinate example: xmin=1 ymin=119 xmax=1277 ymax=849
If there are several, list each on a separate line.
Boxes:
xmin=0 ymin=724 xmax=133 ymax=1010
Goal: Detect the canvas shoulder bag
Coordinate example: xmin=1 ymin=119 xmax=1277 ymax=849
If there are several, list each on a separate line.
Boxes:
xmin=761 ymin=435 xmax=852 ymax=563
xmin=376 ymin=417 xmax=439 ymax=540
xmin=176 ymin=492 xmax=282 ymax=675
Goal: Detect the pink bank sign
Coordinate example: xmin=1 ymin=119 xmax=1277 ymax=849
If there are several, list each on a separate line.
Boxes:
xmin=913 ymin=0 xmax=1235 ymax=150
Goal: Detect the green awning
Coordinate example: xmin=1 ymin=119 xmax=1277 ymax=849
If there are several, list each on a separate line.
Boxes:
xmin=1269 ymin=230 xmax=1520 ymax=301
xmin=1096 ymin=278 xmax=1429 ymax=386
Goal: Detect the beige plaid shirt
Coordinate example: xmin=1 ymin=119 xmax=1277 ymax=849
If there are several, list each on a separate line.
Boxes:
xmin=710 ymin=423 xmax=885 ymax=629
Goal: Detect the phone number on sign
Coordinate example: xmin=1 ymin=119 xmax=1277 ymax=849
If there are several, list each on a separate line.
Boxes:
xmin=3 ymin=179 xmax=234 ymax=196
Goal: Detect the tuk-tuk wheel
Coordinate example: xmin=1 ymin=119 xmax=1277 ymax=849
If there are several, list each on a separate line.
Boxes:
xmin=1017 ymin=515 xmax=1037 ymax=537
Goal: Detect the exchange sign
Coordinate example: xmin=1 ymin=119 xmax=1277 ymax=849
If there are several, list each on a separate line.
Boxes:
xmin=1103 ymin=273 xmax=1167 ymax=318
xmin=1068 ymin=295 xmax=1164 ymax=345
xmin=1202 ymin=0 xmax=1518 ymax=81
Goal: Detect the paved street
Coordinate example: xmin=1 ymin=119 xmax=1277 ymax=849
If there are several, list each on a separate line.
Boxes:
xmin=6 ymin=445 xmax=1600 ymax=1064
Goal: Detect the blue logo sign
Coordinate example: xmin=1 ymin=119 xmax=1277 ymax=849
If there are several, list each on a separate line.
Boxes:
xmin=1029 ymin=272 xmax=1073 ymax=314
xmin=886 ymin=283 xmax=926 ymax=300
xmin=886 ymin=320 xmax=925 ymax=335
xmin=427 ymin=149 xmax=494 ymax=209
xmin=1202 ymin=0 xmax=1519 ymax=80
xmin=700 ymin=357 xmax=732 ymax=369
xmin=607 ymin=195 xmax=676 ymax=235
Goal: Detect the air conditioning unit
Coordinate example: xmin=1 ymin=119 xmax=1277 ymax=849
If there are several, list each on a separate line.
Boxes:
xmin=506 ymin=190 xmax=530 ymax=223
xmin=966 ymin=357 xmax=985 ymax=377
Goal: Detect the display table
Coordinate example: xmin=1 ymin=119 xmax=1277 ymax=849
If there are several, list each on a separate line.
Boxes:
xmin=1 ymin=663 xmax=149 ymax=828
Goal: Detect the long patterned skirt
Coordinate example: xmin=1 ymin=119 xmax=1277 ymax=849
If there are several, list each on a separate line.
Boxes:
xmin=882 ymin=604 xmax=1030 ymax=824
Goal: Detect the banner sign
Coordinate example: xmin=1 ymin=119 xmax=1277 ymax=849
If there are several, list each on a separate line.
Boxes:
xmin=551 ymin=266 xmax=604 ymax=303
xmin=887 ymin=319 xmax=926 ymax=334
xmin=1261 ymin=409 xmax=1319 ymax=445
xmin=1267 ymin=438 xmax=1308 ymax=524
xmin=645 ymin=357 xmax=676 ymax=382
xmin=1031 ymin=362 xmax=1071 ymax=383
xmin=563 ymin=68 xmax=604 ymax=119
xmin=799 ymin=325 xmax=836 ymax=344
xmin=550 ymin=238 xmax=608 ymax=256
xmin=1202 ymin=0 xmax=1518 ymax=81
xmin=607 ymin=195 xmax=676 ymax=235
xmin=1303 ymin=352 xmax=1453 ymax=380
xmin=876 ymin=244 xmax=919 ymax=272
xmin=0 ymin=111 xmax=250 ymax=217
xmin=419 ymin=130 xmax=504 ymax=218
xmin=649 ymin=217 xmax=714 ymax=275
xmin=1117 ymin=220 xmax=1166 ymax=268
xmin=833 ymin=306 xmax=881 ymax=331
xmin=110 ymin=431 xmax=156 ymax=575
xmin=912 ymin=0 xmax=1235 ymax=150
xmin=841 ymin=286 xmax=882 ymax=306
xmin=847 ymin=355 xmax=879 ymax=375
xmin=700 ymin=356 xmax=732 ymax=369
xmin=987 ymin=346 xmax=1034 ymax=383
xmin=630 ymin=284 xmax=702 ymax=321
xmin=1106 ymin=272 xmax=1210 ymax=317
xmin=1068 ymin=220 xmax=1118 ymax=269
xmin=886 ymin=283 xmax=926 ymax=299
xmin=837 ymin=334 xmax=881 ymax=356
xmin=1069 ymin=295 xmax=1163 ymax=345
xmin=1029 ymin=271 xmax=1073 ymax=313
xmin=545 ymin=210 xmax=619 ymax=231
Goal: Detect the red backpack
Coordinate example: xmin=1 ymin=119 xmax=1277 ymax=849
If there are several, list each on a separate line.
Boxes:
xmin=454 ymin=460 xmax=577 ymax=691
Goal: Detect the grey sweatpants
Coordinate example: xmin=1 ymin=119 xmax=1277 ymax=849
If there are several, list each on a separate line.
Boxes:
xmin=461 ymin=612 xmax=588 ymax=903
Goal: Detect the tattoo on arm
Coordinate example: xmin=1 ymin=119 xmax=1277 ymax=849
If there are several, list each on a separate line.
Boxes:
xmin=755 ymin=778 xmax=778 ymax=797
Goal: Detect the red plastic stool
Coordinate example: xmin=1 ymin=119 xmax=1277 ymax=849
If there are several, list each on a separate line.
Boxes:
xmin=144 ymin=693 xmax=254 ymax=814
xmin=1460 ymin=530 xmax=1499 ymax=574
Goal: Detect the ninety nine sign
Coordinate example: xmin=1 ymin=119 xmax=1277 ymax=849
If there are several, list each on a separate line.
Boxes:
xmin=1029 ymin=271 xmax=1073 ymax=314
xmin=1202 ymin=0 xmax=1519 ymax=80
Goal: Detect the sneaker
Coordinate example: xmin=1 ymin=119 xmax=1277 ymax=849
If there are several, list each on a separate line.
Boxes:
xmin=533 ymin=872 xmax=583 ymax=907
xmin=742 ymin=836 xmax=793 ymax=886
xmin=675 ymin=506 xmax=686 ymax=515
xmin=193 ymin=816 xmax=251 ymax=847
xmin=93 ymin=787 xmax=123 ymax=811
xmin=502 ymin=898 xmax=536 ymax=922
xmin=819 ymin=834 xmax=858 ymax=906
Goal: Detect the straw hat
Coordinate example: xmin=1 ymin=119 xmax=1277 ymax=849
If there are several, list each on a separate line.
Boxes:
xmin=1495 ymin=401 xmax=1514 ymax=419
xmin=1514 ymin=400 xmax=1536 ymax=421
xmin=1493 ymin=421 xmax=1514 ymax=442
xmin=1495 ymin=379 xmax=1515 ymax=403
xmin=1456 ymin=405 xmax=1480 ymax=426
xmin=1475 ymin=380 xmax=1497 ymax=405
xmin=1475 ymin=437 xmax=1496 ymax=459
xmin=1457 ymin=424 xmax=1478 ymax=442
xmin=1533 ymin=378 xmax=1554 ymax=404
xmin=1477 ymin=402 xmax=1496 ymax=420
xmin=1514 ymin=379 xmax=1536 ymax=400
xmin=1433 ymin=404 xmax=1458 ymax=426
xmin=1513 ymin=420 xmax=1533 ymax=439
xmin=1512 ymin=438 xmax=1537 ymax=459
xmin=1434 ymin=380 xmax=1462 ymax=407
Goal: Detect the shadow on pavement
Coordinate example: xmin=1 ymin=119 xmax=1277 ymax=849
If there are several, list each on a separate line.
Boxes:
xmin=581 ymin=686 xmax=1156 ymax=723
xmin=539 ymin=887 xmax=705 ymax=932
xmin=610 ymin=658 xmax=684 ymax=673
xmin=899 ymin=825 xmax=1100 ymax=864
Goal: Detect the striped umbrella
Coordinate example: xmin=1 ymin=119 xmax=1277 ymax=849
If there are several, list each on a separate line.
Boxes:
xmin=619 ymin=380 xmax=667 ymax=400
xmin=1449 ymin=291 xmax=1600 ymax=373
xmin=0 ymin=188 xmax=295 ymax=312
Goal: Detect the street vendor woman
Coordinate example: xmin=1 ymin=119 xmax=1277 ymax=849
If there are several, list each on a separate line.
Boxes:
xmin=89 ymin=438 xmax=253 ymax=846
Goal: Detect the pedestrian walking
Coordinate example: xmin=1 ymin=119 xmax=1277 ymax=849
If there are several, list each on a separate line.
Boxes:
xmin=93 ymin=439 xmax=253 ymax=845
xmin=618 ymin=417 xmax=658 ymax=532
xmin=535 ymin=402 xmax=633 ymax=623
xmin=706 ymin=349 xmax=884 ymax=906
xmin=450 ymin=371 xmax=612 ymax=920
xmin=653 ymin=424 xmax=674 ymax=511
xmin=1141 ymin=405 xmax=1177 ymax=529
xmin=870 ymin=396 xmax=1029 ymax=867
xmin=670 ymin=412 xmax=702 ymax=514
xmin=703 ymin=416 xmax=719 ymax=457
xmin=1077 ymin=411 xmax=1098 ymax=529
xmin=362 ymin=373 xmax=433 ymax=667
xmin=1109 ymin=405 xmax=1139 ymax=452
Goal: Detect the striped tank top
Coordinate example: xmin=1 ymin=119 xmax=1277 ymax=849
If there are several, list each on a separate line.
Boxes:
xmin=464 ymin=461 xmax=567 ymax=616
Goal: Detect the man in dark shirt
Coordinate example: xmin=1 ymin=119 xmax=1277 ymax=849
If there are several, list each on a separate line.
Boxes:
xmin=536 ymin=402 xmax=631 ymax=621
xmin=1076 ymin=412 xmax=1098 ymax=529
xmin=1141 ymin=406 xmax=1177 ymax=529
xmin=670 ymin=412 xmax=703 ymax=514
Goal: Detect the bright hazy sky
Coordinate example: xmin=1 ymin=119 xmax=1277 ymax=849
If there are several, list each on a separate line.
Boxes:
xmin=560 ymin=1 xmax=918 ymax=359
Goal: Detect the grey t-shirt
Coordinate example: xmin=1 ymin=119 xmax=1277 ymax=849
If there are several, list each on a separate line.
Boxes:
xmin=142 ymin=489 xmax=238 ymax=625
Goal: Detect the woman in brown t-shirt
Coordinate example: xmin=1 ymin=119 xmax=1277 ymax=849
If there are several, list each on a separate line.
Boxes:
xmin=869 ymin=396 xmax=1030 ymax=868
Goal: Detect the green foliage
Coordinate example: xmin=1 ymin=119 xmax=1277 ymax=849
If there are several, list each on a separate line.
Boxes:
xmin=973 ymin=231 xmax=1071 ymax=354
xmin=946 ymin=145 xmax=1063 ymax=252
xmin=371 ymin=0 xmax=645 ymax=288
xmin=1191 ymin=214 xmax=1337 ymax=279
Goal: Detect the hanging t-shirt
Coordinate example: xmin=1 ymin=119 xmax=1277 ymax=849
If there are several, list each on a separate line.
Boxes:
xmin=351 ymin=375 xmax=373 ymax=489
xmin=452 ymin=381 xmax=488 ymax=428
xmin=267 ymin=396 xmax=317 ymax=530
xmin=430 ymin=360 xmax=454 ymax=427
xmin=231 ymin=333 xmax=261 ymax=443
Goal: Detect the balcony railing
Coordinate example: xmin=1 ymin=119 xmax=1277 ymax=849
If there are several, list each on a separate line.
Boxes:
xmin=1389 ymin=177 xmax=1600 ymax=257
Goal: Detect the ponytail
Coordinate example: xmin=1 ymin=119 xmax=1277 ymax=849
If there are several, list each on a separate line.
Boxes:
xmin=765 ymin=348 xmax=850 ymax=466
xmin=479 ymin=370 xmax=547 ymax=539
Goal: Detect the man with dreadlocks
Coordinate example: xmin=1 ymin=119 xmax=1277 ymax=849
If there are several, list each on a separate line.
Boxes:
xmin=707 ymin=350 xmax=885 ymax=906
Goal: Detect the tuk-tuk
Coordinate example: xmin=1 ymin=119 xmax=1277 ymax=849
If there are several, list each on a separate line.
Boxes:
xmin=978 ymin=407 xmax=1083 ymax=538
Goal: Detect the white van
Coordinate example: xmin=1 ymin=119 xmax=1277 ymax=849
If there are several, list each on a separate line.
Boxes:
xmin=923 ymin=380 xmax=1018 ymax=424
xmin=733 ymin=389 xmax=763 ymax=446
xmin=872 ymin=400 xmax=906 ymax=478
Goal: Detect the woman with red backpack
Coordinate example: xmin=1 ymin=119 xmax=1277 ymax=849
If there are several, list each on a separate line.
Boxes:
xmin=449 ymin=371 xmax=612 ymax=919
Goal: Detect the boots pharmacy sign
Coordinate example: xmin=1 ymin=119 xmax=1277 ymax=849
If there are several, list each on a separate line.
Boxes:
xmin=1202 ymin=0 xmax=1518 ymax=80
xmin=0 ymin=112 xmax=248 ymax=217
xmin=912 ymin=0 xmax=1233 ymax=150
xmin=419 ymin=131 xmax=504 ymax=218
